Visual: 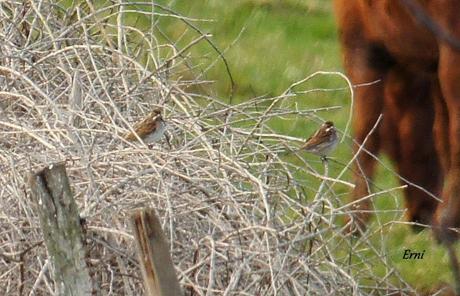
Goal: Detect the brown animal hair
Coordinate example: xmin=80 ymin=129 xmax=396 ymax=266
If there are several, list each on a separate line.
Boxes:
xmin=334 ymin=0 xmax=460 ymax=244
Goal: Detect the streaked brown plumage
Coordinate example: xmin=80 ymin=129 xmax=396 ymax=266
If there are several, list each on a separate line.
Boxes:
xmin=300 ymin=121 xmax=339 ymax=157
xmin=124 ymin=109 xmax=166 ymax=143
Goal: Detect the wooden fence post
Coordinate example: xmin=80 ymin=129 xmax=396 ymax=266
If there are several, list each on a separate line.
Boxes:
xmin=130 ymin=209 xmax=182 ymax=296
xmin=29 ymin=162 xmax=92 ymax=296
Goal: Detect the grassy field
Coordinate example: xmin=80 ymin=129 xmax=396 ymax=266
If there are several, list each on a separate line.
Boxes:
xmin=153 ymin=0 xmax=454 ymax=292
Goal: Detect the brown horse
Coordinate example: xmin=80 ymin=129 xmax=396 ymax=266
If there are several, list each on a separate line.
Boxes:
xmin=334 ymin=0 xmax=460 ymax=243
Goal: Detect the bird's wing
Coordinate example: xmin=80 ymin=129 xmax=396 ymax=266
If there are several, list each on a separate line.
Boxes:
xmin=124 ymin=114 xmax=161 ymax=141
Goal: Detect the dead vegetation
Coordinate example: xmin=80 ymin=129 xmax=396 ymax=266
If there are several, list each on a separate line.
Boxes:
xmin=0 ymin=1 xmax=415 ymax=295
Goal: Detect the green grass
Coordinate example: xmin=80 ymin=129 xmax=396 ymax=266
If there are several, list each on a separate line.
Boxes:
xmin=150 ymin=0 xmax=454 ymax=292
xmin=154 ymin=0 xmax=341 ymax=99
xmin=154 ymin=0 xmax=349 ymax=170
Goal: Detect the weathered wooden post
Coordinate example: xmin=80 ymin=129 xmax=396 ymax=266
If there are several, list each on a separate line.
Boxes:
xmin=29 ymin=162 xmax=92 ymax=296
xmin=130 ymin=209 xmax=182 ymax=296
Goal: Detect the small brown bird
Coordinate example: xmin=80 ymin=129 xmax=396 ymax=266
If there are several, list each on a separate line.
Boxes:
xmin=124 ymin=109 xmax=166 ymax=144
xmin=300 ymin=121 xmax=339 ymax=158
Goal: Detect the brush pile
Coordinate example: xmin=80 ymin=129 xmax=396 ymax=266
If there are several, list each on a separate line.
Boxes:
xmin=0 ymin=1 xmax=412 ymax=295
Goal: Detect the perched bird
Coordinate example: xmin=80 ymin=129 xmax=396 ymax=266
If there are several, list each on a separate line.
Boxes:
xmin=124 ymin=108 xmax=166 ymax=144
xmin=300 ymin=121 xmax=339 ymax=159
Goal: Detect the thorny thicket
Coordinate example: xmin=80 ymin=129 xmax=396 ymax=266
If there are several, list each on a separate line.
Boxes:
xmin=0 ymin=1 xmax=414 ymax=295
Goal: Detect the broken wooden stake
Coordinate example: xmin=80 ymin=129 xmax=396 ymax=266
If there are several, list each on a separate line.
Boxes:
xmin=29 ymin=162 xmax=92 ymax=296
xmin=130 ymin=209 xmax=182 ymax=296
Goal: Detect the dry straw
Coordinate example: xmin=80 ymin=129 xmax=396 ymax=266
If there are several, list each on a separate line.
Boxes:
xmin=0 ymin=1 xmax=415 ymax=295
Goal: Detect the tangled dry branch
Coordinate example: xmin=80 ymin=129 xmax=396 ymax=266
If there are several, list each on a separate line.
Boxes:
xmin=0 ymin=1 xmax=415 ymax=295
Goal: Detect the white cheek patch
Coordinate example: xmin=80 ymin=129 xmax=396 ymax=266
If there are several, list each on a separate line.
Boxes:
xmin=325 ymin=127 xmax=334 ymax=133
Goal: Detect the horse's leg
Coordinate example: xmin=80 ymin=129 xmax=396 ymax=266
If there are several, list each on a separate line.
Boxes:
xmin=335 ymin=1 xmax=389 ymax=231
xmin=433 ymin=80 xmax=450 ymax=175
xmin=434 ymin=27 xmax=460 ymax=244
xmin=383 ymin=69 xmax=442 ymax=230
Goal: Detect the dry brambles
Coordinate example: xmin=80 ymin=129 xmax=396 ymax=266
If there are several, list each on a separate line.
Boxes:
xmin=0 ymin=1 xmax=419 ymax=295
